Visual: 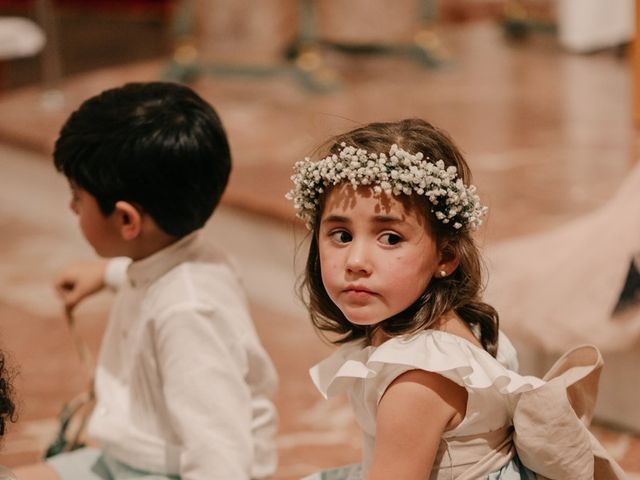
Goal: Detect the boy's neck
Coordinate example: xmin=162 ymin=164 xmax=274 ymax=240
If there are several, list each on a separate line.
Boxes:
xmin=125 ymin=230 xmax=180 ymax=261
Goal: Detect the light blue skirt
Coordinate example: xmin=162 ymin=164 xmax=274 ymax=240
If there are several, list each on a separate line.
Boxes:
xmin=302 ymin=457 xmax=536 ymax=480
xmin=48 ymin=448 xmax=180 ymax=480
xmin=0 ymin=465 xmax=16 ymax=480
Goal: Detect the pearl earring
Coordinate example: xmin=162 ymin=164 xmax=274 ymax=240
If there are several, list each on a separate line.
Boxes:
xmin=439 ymin=270 xmax=447 ymax=277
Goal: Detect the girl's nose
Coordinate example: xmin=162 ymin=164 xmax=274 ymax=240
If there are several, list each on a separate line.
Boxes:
xmin=345 ymin=241 xmax=372 ymax=275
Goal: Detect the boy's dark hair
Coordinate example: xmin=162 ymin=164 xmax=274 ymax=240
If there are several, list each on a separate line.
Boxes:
xmin=301 ymin=119 xmax=500 ymax=356
xmin=54 ymin=82 xmax=231 ymax=237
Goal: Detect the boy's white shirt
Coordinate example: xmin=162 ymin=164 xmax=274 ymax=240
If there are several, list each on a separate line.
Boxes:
xmin=90 ymin=232 xmax=278 ymax=480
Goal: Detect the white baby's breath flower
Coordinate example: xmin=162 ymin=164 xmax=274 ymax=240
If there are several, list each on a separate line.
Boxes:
xmin=286 ymin=144 xmax=487 ymax=231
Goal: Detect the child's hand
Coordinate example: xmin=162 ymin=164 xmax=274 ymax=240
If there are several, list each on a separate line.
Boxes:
xmin=54 ymin=259 xmax=109 ymax=313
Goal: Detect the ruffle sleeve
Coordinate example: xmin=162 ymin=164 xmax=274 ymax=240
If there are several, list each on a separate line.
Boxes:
xmin=310 ymin=333 xmax=625 ymax=479
xmin=310 ymin=330 xmax=544 ymax=401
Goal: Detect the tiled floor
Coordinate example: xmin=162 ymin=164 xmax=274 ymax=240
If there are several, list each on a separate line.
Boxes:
xmin=0 ymin=19 xmax=638 ymax=478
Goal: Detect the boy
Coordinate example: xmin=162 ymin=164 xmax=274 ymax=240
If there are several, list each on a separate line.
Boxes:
xmin=15 ymin=82 xmax=277 ymax=480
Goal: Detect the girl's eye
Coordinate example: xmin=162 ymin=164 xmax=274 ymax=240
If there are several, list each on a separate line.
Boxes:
xmin=329 ymin=230 xmax=352 ymax=244
xmin=379 ymin=233 xmax=402 ymax=246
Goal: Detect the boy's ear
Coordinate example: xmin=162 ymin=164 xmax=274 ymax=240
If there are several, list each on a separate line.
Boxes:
xmin=114 ymin=201 xmax=142 ymax=241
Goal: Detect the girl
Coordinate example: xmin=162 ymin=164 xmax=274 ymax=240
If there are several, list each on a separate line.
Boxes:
xmin=287 ymin=119 xmax=625 ymax=479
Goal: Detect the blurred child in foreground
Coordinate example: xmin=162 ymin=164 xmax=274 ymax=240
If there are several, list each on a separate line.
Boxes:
xmin=15 ymin=82 xmax=278 ymax=480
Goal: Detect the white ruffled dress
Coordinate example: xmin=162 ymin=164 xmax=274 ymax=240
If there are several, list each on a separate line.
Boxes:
xmin=305 ymin=330 xmax=625 ymax=480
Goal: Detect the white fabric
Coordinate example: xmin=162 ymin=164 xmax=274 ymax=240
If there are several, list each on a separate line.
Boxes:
xmin=558 ymin=0 xmax=634 ymax=53
xmin=310 ymin=335 xmax=625 ymax=478
xmin=485 ymin=162 xmax=640 ymax=353
xmin=310 ymin=330 xmax=543 ymax=475
xmin=0 ymin=465 xmax=16 ymax=480
xmin=88 ymin=232 xmax=278 ymax=480
xmin=495 ymin=330 xmax=519 ymax=373
xmin=103 ymin=256 xmax=130 ymax=290
xmin=0 ymin=17 xmax=45 ymax=60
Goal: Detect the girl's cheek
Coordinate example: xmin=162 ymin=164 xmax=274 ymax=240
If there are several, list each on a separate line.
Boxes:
xmin=392 ymin=254 xmax=416 ymax=270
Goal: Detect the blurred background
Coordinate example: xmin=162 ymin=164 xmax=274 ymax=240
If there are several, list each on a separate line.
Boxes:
xmin=0 ymin=0 xmax=638 ymax=478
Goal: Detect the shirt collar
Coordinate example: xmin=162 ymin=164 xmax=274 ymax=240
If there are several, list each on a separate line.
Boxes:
xmin=126 ymin=231 xmax=201 ymax=288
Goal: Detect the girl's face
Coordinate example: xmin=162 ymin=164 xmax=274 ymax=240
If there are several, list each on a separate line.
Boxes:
xmin=318 ymin=184 xmax=445 ymax=328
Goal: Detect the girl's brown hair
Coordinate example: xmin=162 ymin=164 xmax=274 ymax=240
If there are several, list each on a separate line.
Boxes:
xmin=300 ymin=118 xmax=500 ymax=356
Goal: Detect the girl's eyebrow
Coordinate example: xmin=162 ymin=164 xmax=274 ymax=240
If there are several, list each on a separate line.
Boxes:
xmin=322 ymin=214 xmax=350 ymax=224
xmin=322 ymin=214 xmax=406 ymax=224
xmin=372 ymin=215 xmax=405 ymax=224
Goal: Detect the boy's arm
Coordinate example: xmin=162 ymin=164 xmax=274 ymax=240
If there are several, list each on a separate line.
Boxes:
xmin=54 ymin=257 xmax=130 ymax=312
xmin=155 ymin=305 xmax=256 ymax=480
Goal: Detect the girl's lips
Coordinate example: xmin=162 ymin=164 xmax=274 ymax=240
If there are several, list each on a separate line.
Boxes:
xmin=343 ymin=287 xmax=377 ymax=299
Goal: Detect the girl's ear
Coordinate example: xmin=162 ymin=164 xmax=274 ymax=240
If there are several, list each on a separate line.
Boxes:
xmin=114 ymin=201 xmax=142 ymax=241
xmin=437 ymin=241 xmax=460 ymax=277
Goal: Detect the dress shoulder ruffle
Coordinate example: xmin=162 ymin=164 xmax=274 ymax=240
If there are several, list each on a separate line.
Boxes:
xmin=310 ymin=336 xmax=626 ymax=479
xmin=310 ymin=330 xmax=544 ymax=400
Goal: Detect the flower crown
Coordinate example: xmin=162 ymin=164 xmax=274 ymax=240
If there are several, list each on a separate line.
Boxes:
xmin=286 ymin=143 xmax=488 ymax=231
